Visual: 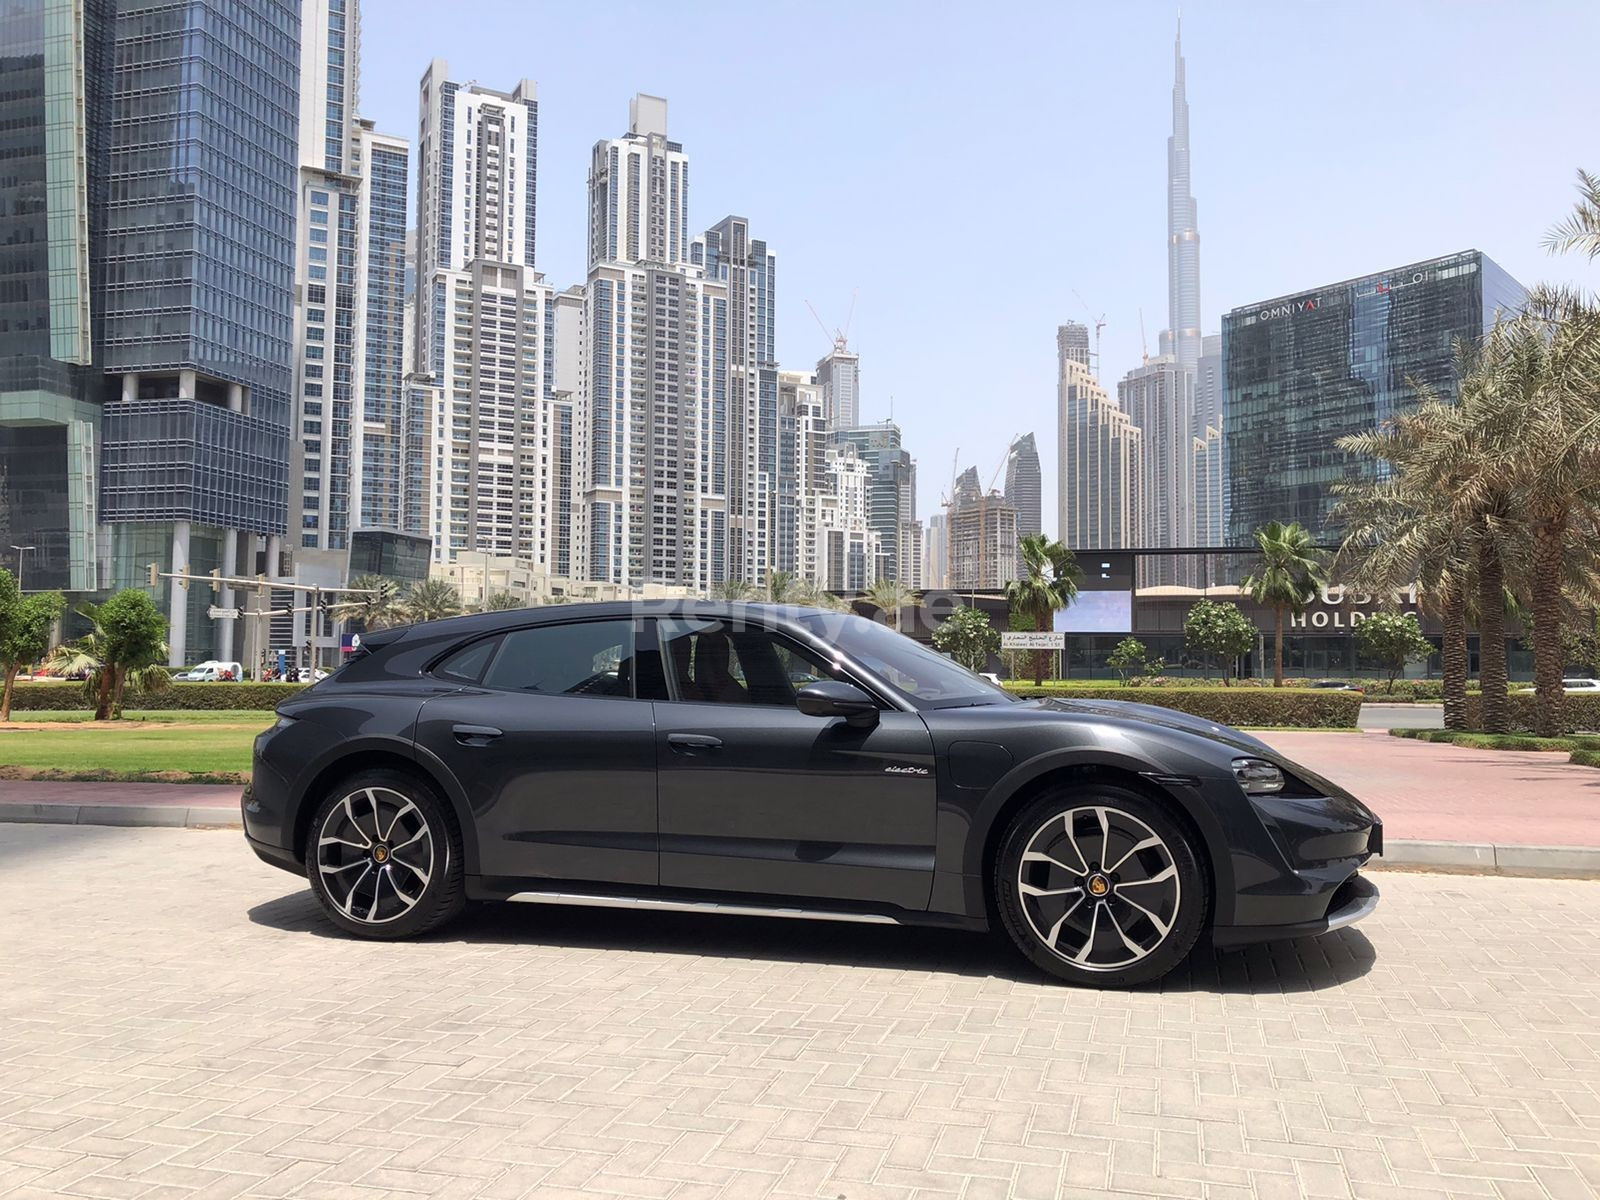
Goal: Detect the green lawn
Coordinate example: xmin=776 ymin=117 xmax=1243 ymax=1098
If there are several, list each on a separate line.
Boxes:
xmin=0 ymin=723 xmax=259 ymax=778
xmin=8 ymin=709 xmax=275 ymax=725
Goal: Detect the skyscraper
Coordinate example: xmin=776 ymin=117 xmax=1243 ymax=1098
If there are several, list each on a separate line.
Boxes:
xmin=413 ymin=62 xmax=571 ymax=574
xmin=0 ymin=0 xmax=112 ymax=597
xmin=1119 ymin=357 xmax=1195 ymax=585
xmin=1160 ymin=21 xmax=1202 ymax=375
xmin=292 ymin=1 xmax=412 ymax=555
xmin=98 ymin=0 xmax=300 ymax=665
xmin=831 ymin=420 xmax=913 ymax=583
xmin=816 ymin=342 xmax=861 ymax=427
xmin=577 ymin=96 xmax=730 ymax=589
xmin=778 ymin=370 xmax=828 ymax=580
xmin=694 ymin=216 xmax=777 ymax=584
xmin=1004 ymin=432 xmax=1042 ymax=561
xmin=1224 ymin=250 xmax=1524 ymax=543
xmin=923 ymin=512 xmax=948 ymax=589
xmin=1058 ymin=333 xmax=1141 ymax=552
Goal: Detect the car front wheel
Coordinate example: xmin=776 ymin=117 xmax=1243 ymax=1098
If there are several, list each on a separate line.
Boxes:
xmin=306 ymin=769 xmax=465 ymax=939
xmin=995 ymin=785 xmax=1207 ymax=988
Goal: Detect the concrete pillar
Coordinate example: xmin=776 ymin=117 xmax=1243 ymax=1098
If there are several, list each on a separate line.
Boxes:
xmin=120 ymin=372 xmax=139 ymax=403
xmin=168 ymin=521 xmax=191 ymax=668
xmin=265 ymin=534 xmax=282 ymax=580
xmin=215 ymin=528 xmax=239 ymax=661
xmin=227 ymin=383 xmax=243 ymax=414
xmin=178 ymin=368 xmax=197 ymax=400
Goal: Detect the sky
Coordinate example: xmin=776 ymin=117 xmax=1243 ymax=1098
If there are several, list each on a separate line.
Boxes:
xmin=359 ymin=0 xmax=1600 ymax=531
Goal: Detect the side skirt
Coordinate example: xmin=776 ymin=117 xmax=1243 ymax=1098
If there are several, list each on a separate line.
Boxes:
xmin=466 ymin=876 xmax=988 ymax=932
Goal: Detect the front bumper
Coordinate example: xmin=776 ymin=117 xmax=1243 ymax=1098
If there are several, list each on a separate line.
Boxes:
xmin=1212 ymin=873 xmax=1379 ymax=947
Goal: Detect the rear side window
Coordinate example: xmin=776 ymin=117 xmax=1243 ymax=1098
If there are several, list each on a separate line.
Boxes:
xmin=482 ymin=620 xmax=639 ymax=698
xmin=433 ymin=637 xmax=499 ymax=684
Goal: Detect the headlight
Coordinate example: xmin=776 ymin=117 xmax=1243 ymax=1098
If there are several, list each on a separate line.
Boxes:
xmin=1232 ymin=757 xmax=1284 ymax=794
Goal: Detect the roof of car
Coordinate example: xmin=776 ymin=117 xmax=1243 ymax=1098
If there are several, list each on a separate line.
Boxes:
xmin=380 ymin=600 xmax=844 ymax=641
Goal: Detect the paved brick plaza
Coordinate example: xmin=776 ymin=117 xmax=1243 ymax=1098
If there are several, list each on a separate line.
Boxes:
xmin=2 ymin=824 xmax=1598 ymax=1199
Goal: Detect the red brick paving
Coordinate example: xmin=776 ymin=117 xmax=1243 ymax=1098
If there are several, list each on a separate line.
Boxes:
xmin=0 ymin=780 xmax=242 ymax=808
xmin=1264 ymin=731 xmax=1600 ymax=846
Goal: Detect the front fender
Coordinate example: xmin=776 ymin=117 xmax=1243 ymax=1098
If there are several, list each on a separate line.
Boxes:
xmin=933 ymin=746 xmax=1239 ymax=926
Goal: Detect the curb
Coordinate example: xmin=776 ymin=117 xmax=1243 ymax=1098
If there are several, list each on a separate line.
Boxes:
xmin=0 ymin=804 xmax=240 ymax=830
xmin=1376 ymin=838 xmax=1600 ymax=878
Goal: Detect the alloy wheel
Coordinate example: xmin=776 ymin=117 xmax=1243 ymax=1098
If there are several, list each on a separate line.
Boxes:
xmin=1016 ymin=805 xmax=1181 ymax=972
xmin=314 ymin=786 xmax=435 ymax=925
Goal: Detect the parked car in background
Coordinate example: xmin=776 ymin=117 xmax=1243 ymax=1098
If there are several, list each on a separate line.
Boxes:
xmin=1306 ymin=680 xmax=1365 ymax=692
xmin=174 ymin=661 xmax=242 ymax=682
xmin=1516 ymin=678 xmax=1600 ymax=694
xmin=296 ymin=667 xmax=329 ymax=683
xmin=246 ymin=602 xmax=1382 ymax=989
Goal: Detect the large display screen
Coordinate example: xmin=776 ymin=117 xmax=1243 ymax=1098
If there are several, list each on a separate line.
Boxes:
xmin=1055 ymin=591 xmax=1133 ymax=634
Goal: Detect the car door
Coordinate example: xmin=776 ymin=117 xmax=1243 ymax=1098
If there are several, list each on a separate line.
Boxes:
xmin=651 ymin=617 xmax=937 ymax=911
xmin=412 ymin=617 xmax=662 ymax=887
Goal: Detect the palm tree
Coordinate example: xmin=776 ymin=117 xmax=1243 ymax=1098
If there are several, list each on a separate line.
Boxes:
xmin=403 ymin=577 xmax=464 ymax=623
xmin=46 ymin=593 xmax=169 ymax=720
xmin=1543 ymin=168 xmax=1600 ymax=260
xmin=1337 ymin=395 xmax=1478 ymax=730
xmin=864 ymin=578 xmax=915 ymax=633
xmin=763 ymin=570 xmax=802 ymax=604
xmin=712 ymin=578 xmax=754 ymax=601
xmin=332 ymin=574 xmax=404 ymax=632
xmin=1004 ymin=534 xmax=1082 ymax=686
xmin=1481 ymin=289 xmax=1600 ymax=736
xmin=480 ymin=591 xmax=523 ymax=612
xmin=1242 ymin=521 xmax=1325 ymax=688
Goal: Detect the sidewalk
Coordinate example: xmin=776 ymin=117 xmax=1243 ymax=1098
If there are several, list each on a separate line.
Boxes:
xmin=1263 ymin=730 xmax=1600 ymax=875
xmin=0 ymin=780 xmax=241 ymax=828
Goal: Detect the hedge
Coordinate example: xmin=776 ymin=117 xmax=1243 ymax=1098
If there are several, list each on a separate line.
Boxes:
xmin=9 ymin=681 xmax=307 ymax=712
xmin=1461 ymin=693 xmax=1600 ymax=734
xmin=1002 ymin=684 xmax=1360 ymax=728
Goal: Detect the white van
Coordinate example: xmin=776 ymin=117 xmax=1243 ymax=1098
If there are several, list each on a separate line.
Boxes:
xmin=174 ymin=660 xmax=243 ymax=682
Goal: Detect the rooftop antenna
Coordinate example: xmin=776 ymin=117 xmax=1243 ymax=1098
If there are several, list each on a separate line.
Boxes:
xmin=1138 ymin=307 xmax=1150 ymax=364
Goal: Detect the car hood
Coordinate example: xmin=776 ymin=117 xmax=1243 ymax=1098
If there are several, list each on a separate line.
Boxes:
xmin=1022 ymin=696 xmax=1279 ymax=758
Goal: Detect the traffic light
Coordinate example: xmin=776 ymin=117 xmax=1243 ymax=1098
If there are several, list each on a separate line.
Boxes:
xmin=145 ymin=562 xmax=159 ymax=587
xmin=177 ymin=565 xmax=189 ymax=591
xmin=209 ymin=568 xmax=222 ymax=596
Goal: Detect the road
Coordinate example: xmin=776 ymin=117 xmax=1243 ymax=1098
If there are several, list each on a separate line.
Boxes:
xmin=3 ymin=825 xmax=1599 ymax=1199
xmin=1358 ymin=703 xmax=1444 ymax=731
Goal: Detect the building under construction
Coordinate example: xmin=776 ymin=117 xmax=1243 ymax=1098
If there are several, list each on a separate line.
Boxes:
xmin=946 ymin=466 xmax=1018 ymax=592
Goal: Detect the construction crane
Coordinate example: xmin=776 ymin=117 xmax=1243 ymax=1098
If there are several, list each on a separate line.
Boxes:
xmin=1138 ymin=307 xmax=1150 ymax=364
xmin=1070 ymin=289 xmax=1108 ymax=372
xmin=805 ymin=288 xmax=859 ymax=354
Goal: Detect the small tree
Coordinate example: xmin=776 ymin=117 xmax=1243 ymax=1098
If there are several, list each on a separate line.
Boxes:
xmin=932 ymin=605 xmax=999 ymax=673
xmin=1242 ymin=520 xmax=1325 ymax=687
xmin=48 ymin=590 xmax=169 ymax=719
xmin=0 ymin=584 xmax=67 ymax=720
xmin=1004 ymin=534 xmax=1081 ymax=685
xmin=1107 ymin=636 xmax=1149 ymax=686
xmin=1183 ymin=598 xmax=1256 ymax=686
xmin=1354 ymin=611 xmax=1434 ymax=689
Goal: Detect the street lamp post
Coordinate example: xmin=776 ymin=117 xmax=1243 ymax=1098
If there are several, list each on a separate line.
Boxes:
xmin=8 ymin=545 xmax=36 ymax=593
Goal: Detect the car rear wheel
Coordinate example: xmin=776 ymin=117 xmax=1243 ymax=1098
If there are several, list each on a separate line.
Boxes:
xmin=994 ymin=785 xmax=1207 ymax=987
xmin=306 ymin=769 xmax=465 ymax=939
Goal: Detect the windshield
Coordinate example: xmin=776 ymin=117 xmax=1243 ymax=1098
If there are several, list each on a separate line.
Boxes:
xmin=795 ymin=613 xmax=1014 ymax=708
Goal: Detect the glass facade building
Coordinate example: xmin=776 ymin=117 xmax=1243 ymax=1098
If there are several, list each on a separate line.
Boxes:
xmin=0 ymin=0 xmax=111 ymax=593
xmin=98 ymin=0 xmax=298 ymax=536
xmin=1223 ymin=249 xmax=1524 ymax=544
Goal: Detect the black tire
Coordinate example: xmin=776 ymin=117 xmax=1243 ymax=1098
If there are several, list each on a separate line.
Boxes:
xmin=305 ymin=768 xmax=465 ymax=939
xmin=994 ymin=785 xmax=1208 ymax=988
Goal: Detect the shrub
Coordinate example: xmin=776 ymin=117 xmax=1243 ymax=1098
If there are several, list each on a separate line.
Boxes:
xmin=1461 ymin=692 xmax=1600 ymax=734
xmin=1570 ymin=749 xmax=1600 ymax=769
xmin=1002 ymin=683 xmax=1360 ymax=728
xmin=9 ymin=680 xmax=306 ymax=712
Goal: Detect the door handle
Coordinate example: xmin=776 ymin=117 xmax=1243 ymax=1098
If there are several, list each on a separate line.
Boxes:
xmin=452 ymin=723 xmax=503 ymax=746
xmin=668 ymin=733 xmax=723 ymax=754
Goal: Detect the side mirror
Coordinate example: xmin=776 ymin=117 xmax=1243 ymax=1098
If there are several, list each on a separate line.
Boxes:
xmin=795 ymin=680 xmax=879 ymax=728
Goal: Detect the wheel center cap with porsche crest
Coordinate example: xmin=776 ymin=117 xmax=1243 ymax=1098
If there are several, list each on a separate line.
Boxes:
xmin=1087 ymin=873 xmax=1110 ymax=897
